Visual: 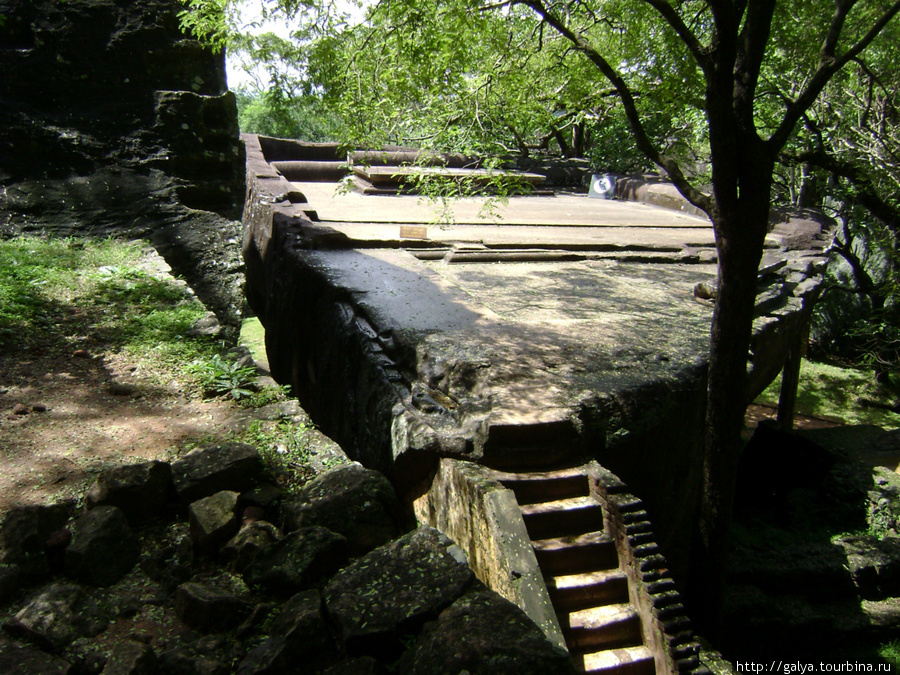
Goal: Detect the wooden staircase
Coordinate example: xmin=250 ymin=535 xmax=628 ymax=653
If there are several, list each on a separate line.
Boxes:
xmin=488 ymin=464 xmax=656 ymax=675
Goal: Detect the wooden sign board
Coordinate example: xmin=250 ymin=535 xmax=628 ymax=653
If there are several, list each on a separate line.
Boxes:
xmin=400 ymin=225 xmax=428 ymax=240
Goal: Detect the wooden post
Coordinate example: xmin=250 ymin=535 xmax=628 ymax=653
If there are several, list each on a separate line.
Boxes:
xmin=777 ymin=318 xmax=810 ymax=429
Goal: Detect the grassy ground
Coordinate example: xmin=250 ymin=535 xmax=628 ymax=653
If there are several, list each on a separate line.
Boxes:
xmin=755 ymin=359 xmax=900 ymax=428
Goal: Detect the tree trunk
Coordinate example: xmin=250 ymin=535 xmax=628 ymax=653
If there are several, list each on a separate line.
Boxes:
xmin=688 ymin=176 xmax=771 ymax=634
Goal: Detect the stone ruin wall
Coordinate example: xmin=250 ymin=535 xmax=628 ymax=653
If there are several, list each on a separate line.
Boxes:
xmin=0 ymin=0 xmax=246 ymax=336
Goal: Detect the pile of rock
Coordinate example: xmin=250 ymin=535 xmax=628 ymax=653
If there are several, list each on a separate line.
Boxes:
xmin=0 ymin=443 xmax=574 ymax=673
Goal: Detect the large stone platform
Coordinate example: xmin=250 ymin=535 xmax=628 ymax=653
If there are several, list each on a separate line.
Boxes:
xmin=242 ymin=134 xmax=832 ymax=576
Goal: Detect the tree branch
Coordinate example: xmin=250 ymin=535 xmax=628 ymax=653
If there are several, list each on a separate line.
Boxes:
xmin=770 ymin=0 xmax=900 ymax=151
xmin=515 ymin=0 xmax=713 ymax=214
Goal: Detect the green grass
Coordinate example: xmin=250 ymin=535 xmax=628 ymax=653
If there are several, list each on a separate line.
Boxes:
xmin=755 ymin=359 xmax=900 ymax=427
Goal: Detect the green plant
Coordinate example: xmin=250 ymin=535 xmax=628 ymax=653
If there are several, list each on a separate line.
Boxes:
xmin=238 ymin=420 xmax=316 ymax=494
xmin=880 ymin=640 xmax=900 ymax=668
xmin=189 ymin=354 xmax=259 ymax=400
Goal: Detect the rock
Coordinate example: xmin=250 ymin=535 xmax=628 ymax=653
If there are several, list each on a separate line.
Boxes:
xmin=100 ymin=640 xmax=157 ymax=675
xmin=223 ymin=521 xmax=282 ymax=574
xmin=323 ymin=526 xmax=473 ymax=659
xmin=243 ymin=527 xmax=348 ymax=598
xmin=0 ymin=503 xmax=72 ymax=577
xmin=11 ymin=403 xmax=29 ymax=415
xmin=0 ymin=635 xmax=73 ymax=674
xmin=3 ymin=582 xmax=107 ymax=652
xmin=171 ymin=444 xmax=266 ymax=505
xmin=398 ymin=590 xmax=576 ymax=674
xmin=283 ymin=464 xmax=405 ymax=556
xmin=158 ymin=636 xmax=232 ymax=675
xmin=84 ymin=460 xmax=175 ymax=525
xmin=834 ymin=534 xmax=900 ymax=599
xmin=175 ymin=582 xmax=252 ymax=634
xmin=236 ymin=590 xmax=337 ymax=674
xmin=0 ymin=565 xmax=25 ymax=605
xmin=188 ymin=491 xmax=241 ymax=553
xmin=65 ymin=506 xmax=139 ymax=587
xmin=139 ymin=526 xmax=194 ymax=594
xmin=322 ymin=656 xmax=386 ymax=674
xmin=239 ymin=483 xmax=282 ymax=511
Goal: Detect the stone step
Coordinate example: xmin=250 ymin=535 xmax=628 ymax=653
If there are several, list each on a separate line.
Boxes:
xmin=546 ymin=568 xmax=630 ymax=612
xmin=561 ymin=603 xmax=643 ymax=651
xmin=533 ymin=531 xmax=619 ymax=576
xmin=488 ymin=465 xmax=590 ymax=505
xmin=576 ymin=645 xmax=656 ymax=675
xmin=521 ymin=496 xmax=605 ymax=540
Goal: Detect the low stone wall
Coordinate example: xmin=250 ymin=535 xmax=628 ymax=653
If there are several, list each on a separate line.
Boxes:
xmin=587 ymin=462 xmax=704 ymax=675
xmin=413 ymin=458 xmax=566 ymax=651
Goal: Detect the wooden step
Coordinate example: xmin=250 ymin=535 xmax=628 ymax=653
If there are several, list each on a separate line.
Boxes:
xmin=521 ymin=496 xmax=605 ymax=540
xmin=489 ymin=465 xmax=590 ymax=505
xmin=546 ymin=568 xmax=629 ymax=611
xmin=533 ymin=531 xmax=618 ymax=575
xmin=576 ymin=645 xmax=656 ymax=675
xmin=561 ymin=603 xmax=643 ymax=651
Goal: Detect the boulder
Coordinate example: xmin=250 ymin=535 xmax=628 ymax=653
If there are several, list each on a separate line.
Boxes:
xmin=0 ymin=635 xmax=73 ymax=674
xmin=3 ymin=582 xmax=108 ymax=652
xmin=65 ymin=506 xmax=139 ymax=587
xmin=834 ymin=534 xmax=900 ymax=599
xmin=223 ymin=521 xmax=282 ymax=574
xmin=157 ymin=635 xmax=233 ymax=675
xmin=0 ymin=503 xmax=72 ymax=578
xmin=175 ymin=582 xmax=252 ymax=633
xmin=323 ymin=526 xmax=474 ymax=659
xmin=100 ymin=640 xmax=158 ymax=675
xmin=85 ymin=460 xmax=175 ymax=525
xmin=236 ymin=590 xmax=337 ymax=674
xmin=188 ymin=490 xmax=241 ymax=553
xmin=172 ymin=444 xmax=266 ymax=505
xmin=398 ymin=590 xmax=576 ymax=674
xmin=243 ymin=527 xmax=349 ymax=598
xmin=283 ymin=464 xmax=405 ymax=556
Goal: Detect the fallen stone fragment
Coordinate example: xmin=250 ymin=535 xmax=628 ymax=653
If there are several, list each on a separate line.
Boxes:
xmin=323 ymin=526 xmax=473 ymax=659
xmin=85 ymin=460 xmax=175 ymax=525
xmin=243 ymin=526 xmax=348 ymax=597
xmin=0 ymin=503 xmax=71 ymax=578
xmin=223 ymin=520 xmax=282 ymax=574
xmin=65 ymin=506 xmax=139 ymax=587
xmin=398 ymin=589 xmax=576 ymax=674
xmin=283 ymin=464 xmax=405 ymax=556
xmin=100 ymin=640 xmax=157 ymax=675
xmin=175 ymin=581 xmax=252 ymax=633
xmin=171 ymin=443 xmax=266 ymax=504
xmin=188 ymin=490 xmax=240 ymax=553
xmin=3 ymin=582 xmax=108 ymax=652
xmin=0 ymin=635 xmax=72 ymax=674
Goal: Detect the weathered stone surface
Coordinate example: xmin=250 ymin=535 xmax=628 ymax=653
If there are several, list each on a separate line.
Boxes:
xmin=236 ymin=590 xmax=336 ymax=674
xmin=65 ymin=506 xmax=139 ymax=587
xmin=158 ymin=635 xmax=233 ymax=675
xmin=322 ymin=656 xmax=386 ymax=674
xmin=398 ymin=590 xmax=576 ymax=674
xmin=100 ymin=640 xmax=158 ymax=675
xmin=172 ymin=444 xmax=265 ymax=504
xmin=283 ymin=464 xmax=405 ymax=556
xmin=85 ymin=460 xmax=174 ymax=525
xmin=0 ymin=636 xmax=72 ymax=674
xmin=175 ymin=582 xmax=252 ymax=633
xmin=0 ymin=503 xmax=72 ymax=577
xmin=323 ymin=526 xmax=474 ymax=659
xmin=188 ymin=491 xmax=241 ymax=553
xmin=834 ymin=534 xmax=900 ymax=599
xmin=0 ymin=0 xmax=245 ymax=336
xmin=243 ymin=527 xmax=349 ymax=597
xmin=223 ymin=521 xmax=282 ymax=574
xmin=3 ymin=582 xmax=107 ymax=652
xmin=139 ymin=525 xmax=194 ymax=594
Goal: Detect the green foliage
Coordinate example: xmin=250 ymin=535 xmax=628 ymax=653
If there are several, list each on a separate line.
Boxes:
xmin=880 ymin=640 xmax=900 ymax=668
xmin=188 ymin=354 xmax=258 ymax=400
xmin=177 ymin=0 xmax=232 ymax=53
xmin=238 ymin=420 xmax=316 ymax=494
xmin=0 ymin=237 xmax=211 ymax=361
xmin=755 ymin=359 xmax=900 ymax=428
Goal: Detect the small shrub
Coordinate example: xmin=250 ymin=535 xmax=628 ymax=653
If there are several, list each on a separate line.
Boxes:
xmin=189 ymin=354 xmax=258 ymax=400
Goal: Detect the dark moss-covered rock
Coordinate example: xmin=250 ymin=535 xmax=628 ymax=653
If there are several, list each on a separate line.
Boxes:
xmin=172 ymin=444 xmax=265 ymax=505
xmin=236 ymin=590 xmax=337 ymax=674
xmin=188 ymin=491 xmax=241 ymax=554
xmin=0 ymin=503 xmax=72 ymax=578
xmin=223 ymin=521 xmax=282 ymax=574
xmin=323 ymin=526 xmax=473 ymax=660
xmin=65 ymin=506 xmax=139 ymax=587
xmin=85 ymin=460 xmax=175 ymax=525
xmin=398 ymin=590 xmax=576 ymax=674
xmin=283 ymin=464 xmax=405 ymax=556
xmin=101 ymin=640 xmax=158 ymax=675
xmin=175 ymin=582 xmax=252 ymax=633
xmin=243 ymin=527 xmax=349 ymax=598
xmin=3 ymin=582 xmax=108 ymax=653
xmin=0 ymin=635 xmax=73 ymax=674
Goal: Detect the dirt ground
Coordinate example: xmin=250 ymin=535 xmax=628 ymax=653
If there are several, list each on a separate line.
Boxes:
xmin=0 ymin=347 xmax=251 ymax=513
